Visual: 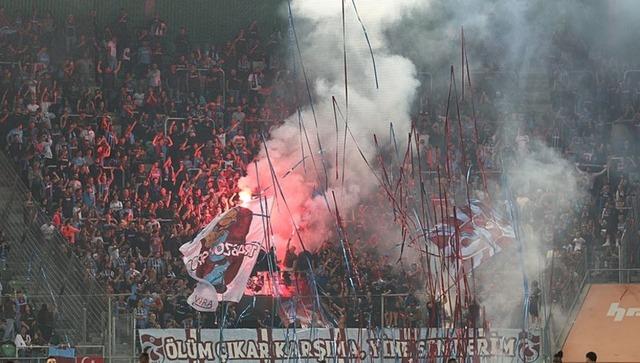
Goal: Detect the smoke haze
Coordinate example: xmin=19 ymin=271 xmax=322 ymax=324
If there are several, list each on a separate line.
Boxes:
xmin=243 ymin=0 xmax=640 ymax=328
xmin=241 ymin=0 xmax=422 ymax=256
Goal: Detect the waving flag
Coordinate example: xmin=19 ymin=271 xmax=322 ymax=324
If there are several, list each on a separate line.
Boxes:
xmin=428 ymin=199 xmax=515 ymax=273
xmin=180 ymin=204 xmax=266 ymax=311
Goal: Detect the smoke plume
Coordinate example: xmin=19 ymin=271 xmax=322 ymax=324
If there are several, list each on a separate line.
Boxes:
xmin=386 ymin=0 xmax=594 ymax=326
xmin=242 ymin=0 xmax=637 ymax=328
xmin=240 ymin=0 xmax=422 ymax=256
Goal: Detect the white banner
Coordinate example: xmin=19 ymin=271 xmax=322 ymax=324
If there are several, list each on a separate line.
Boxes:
xmin=179 ymin=201 xmax=266 ymax=312
xmin=140 ymin=328 xmax=542 ymax=362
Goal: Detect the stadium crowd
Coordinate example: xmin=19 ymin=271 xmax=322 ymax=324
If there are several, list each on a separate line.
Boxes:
xmin=0 ymin=6 xmax=294 ymax=341
xmin=0 ymin=3 xmax=635 ymax=347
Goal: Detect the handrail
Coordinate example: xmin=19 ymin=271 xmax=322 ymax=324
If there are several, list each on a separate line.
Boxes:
xmin=12 ymin=344 xmax=105 ymax=360
xmin=542 ymin=171 xmax=640 ymax=355
xmin=551 ymin=266 xmax=589 ymax=350
xmin=545 ymin=265 xmax=640 ymax=353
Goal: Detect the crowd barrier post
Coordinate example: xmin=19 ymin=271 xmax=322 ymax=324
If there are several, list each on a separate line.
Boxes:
xmin=380 ymin=294 xmax=385 ymax=328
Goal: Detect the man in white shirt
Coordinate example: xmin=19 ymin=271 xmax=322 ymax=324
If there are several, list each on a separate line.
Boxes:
xmin=27 ymin=100 xmax=40 ymax=113
xmin=15 ymin=326 xmax=31 ymax=348
xmin=248 ymin=71 xmax=263 ymax=91
xmin=148 ymin=64 xmax=161 ymax=89
xmin=110 ymin=195 xmax=124 ymax=212
xmin=41 ymin=136 xmax=53 ymax=160
xmin=80 ymin=125 xmax=95 ymax=145
xmin=106 ymin=36 xmax=117 ymax=69
xmin=572 ymin=233 xmax=586 ymax=252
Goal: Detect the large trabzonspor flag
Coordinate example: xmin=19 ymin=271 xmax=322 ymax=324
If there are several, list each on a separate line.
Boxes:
xmin=428 ymin=199 xmax=515 ymax=273
xmin=180 ymin=204 xmax=265 ymax=311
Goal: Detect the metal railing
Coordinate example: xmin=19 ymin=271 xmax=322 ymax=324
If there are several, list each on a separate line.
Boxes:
xmin=2 ymin=344 xmax=104 ymax=362
xmin=541 ymin=266 xmax=640 ymax=359
xmin=543 ymin=262 xmax=640 ymax=356
xmin=118 ymin=288 xmax=514 ymax=331
xmin=541 ymin=178 xmax=640 ymax=357
xmin=0 ymin=151 xmax=108 ymax=345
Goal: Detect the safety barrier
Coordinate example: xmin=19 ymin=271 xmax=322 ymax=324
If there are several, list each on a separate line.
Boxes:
xmin=5 ymin=344 xmax=104 ymax=362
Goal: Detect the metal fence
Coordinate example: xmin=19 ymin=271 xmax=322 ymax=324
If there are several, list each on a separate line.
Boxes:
xmin=0 ymin=344 xmax=104 ymax=362
xmin=540 ymin=175 xmax=640 ymax=357
xmin=543 ymin=263 xmax=640 ymax=356
xmin=544 ymin=268 xmax=640 ymax=355
xmin=0 ymin=151 xmax=108 ymax=345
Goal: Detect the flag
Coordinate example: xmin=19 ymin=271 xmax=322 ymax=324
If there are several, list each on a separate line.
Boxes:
xmin=180 ymin=204 xmax=265 ymax=311
xmin=428 ymin=199 xmax=515 ymax=273
xmin=140 ymin=333 xmax=164 ymax=361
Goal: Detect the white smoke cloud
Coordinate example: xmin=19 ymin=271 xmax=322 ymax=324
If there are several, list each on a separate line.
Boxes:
xmin=240 ymin=0 xmax=423 ymax=257
xmin=382 ymin=0 xmax=591 ymax=327
xmin=241 ymin=0 xmax=595 ymax=330
xmin=480 ymin=138 xmax=585 ymax=327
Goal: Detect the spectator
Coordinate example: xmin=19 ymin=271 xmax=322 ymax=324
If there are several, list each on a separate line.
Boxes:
xmin=553 ymin=351 xmax=563 ymax=363
xmin=60 ymin=220 xmax=80 ymax=245
xmin=529 ymin=281 xmax=542 ymax=326
xmin=134 ymin=299 xmax=149 ymax=329
xmin=283 ymin=246 xmax=297 ymax=271
xmin=0 ymin=296 xmax=15 ymax=341
xmin=148 ymin=64 xmax=161 ymax=90
xmin=14 ymin=326 xmax=30 ymax=348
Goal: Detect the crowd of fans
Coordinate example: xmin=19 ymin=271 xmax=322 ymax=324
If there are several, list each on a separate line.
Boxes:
xmin=0 ymin=6 xmax=297 ymax=340
xmin=0 ymin=3 xmax=636 ymax=344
